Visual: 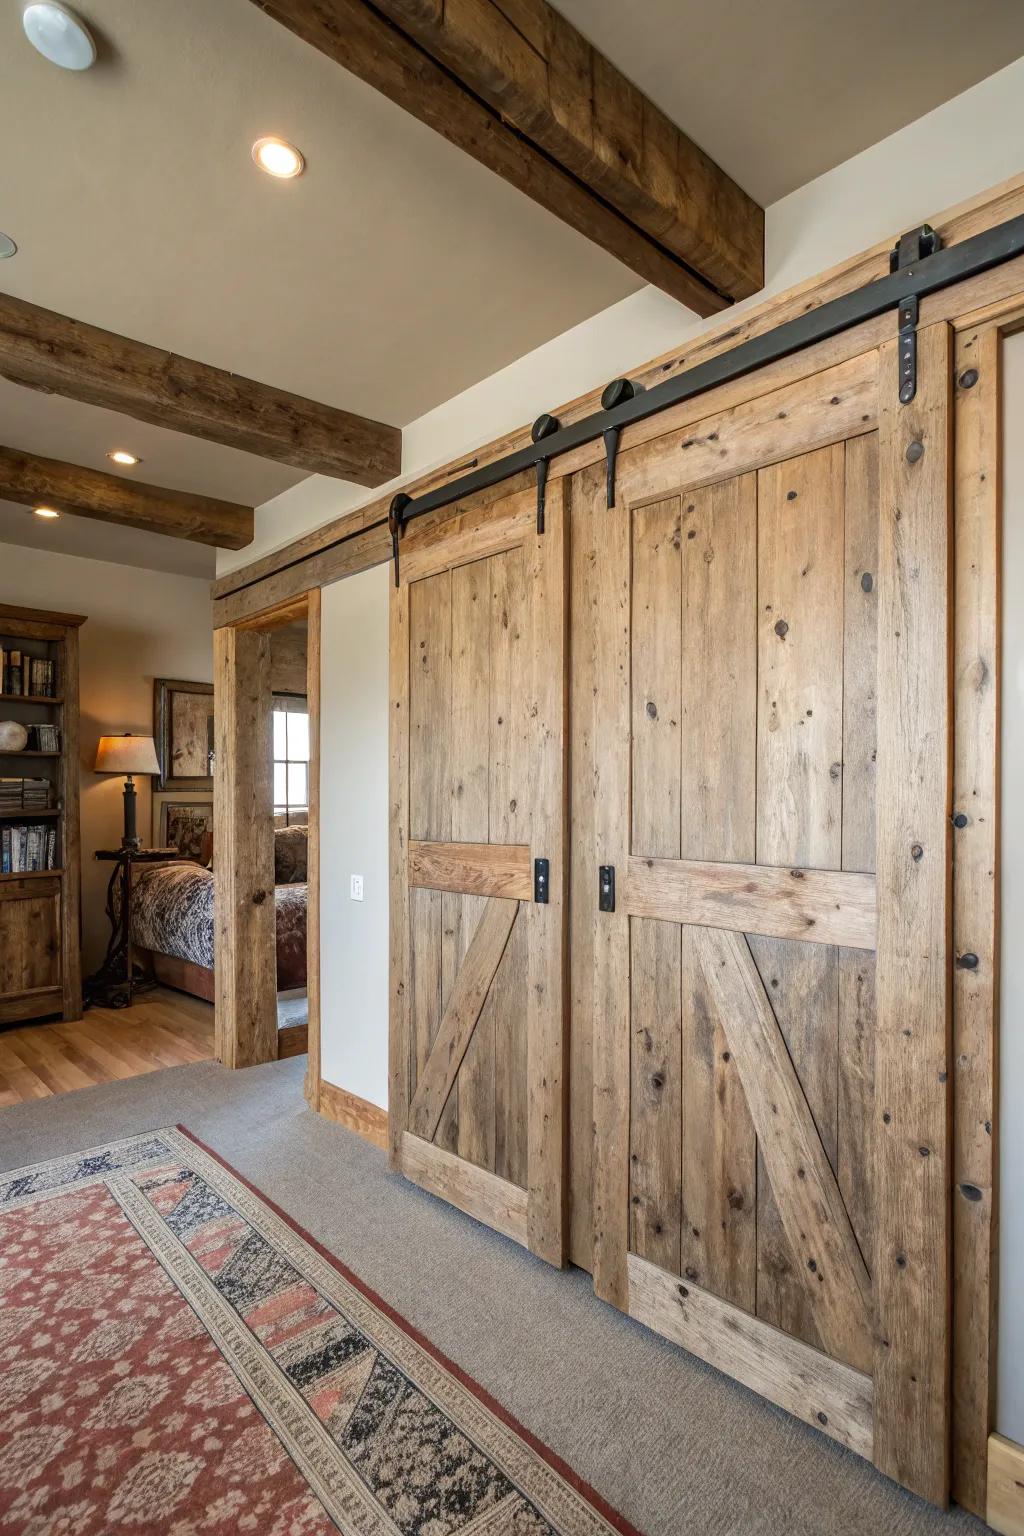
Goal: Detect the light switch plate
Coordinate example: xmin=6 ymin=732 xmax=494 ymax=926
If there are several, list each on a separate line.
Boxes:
xmin=350 ymin=874 xmax=364 ymax=901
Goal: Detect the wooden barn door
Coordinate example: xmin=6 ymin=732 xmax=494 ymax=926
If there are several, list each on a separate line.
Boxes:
xmin=390 ymin=483 xmax=568 ymax=1267
xmin=578 ymin=327 xmax=954 ymax=1503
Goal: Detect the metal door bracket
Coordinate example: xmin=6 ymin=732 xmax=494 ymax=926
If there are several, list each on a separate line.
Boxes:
xmin=534 ymin=857 xmax=549 ymax=904
xmin=889 ymin=225 xmax=942 ymax=406
xmin=600 ymin=377 xmax=644 ymax=507
xmin=389 ymin=493 xmax=411 ymax=588
xmin=598 ymin=864 xmax=615 ymax=912
xmin=531 ymin=412 xmax=561 ymax=533
xmin=897 ymin=294 xmax=919 ymax=405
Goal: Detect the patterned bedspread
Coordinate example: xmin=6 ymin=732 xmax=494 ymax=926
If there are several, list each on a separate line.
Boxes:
xmin=130 ymin=862 xmax=307 ymax=989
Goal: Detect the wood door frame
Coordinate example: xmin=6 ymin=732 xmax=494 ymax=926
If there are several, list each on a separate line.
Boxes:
xmin=213 ymin=590 xmax=321 ymax=1078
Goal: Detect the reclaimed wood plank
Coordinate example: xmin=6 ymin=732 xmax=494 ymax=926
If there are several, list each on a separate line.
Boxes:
xmin=625 ymin=857 xmax=877 ymax=949
xmin=873 ymin=322 xmax=954 ymax=1504
xmin=409 ymin=840 xmax=532 ymax=899
xmin=627 ymin=1252 xmax=873 ymax=1459
xmin=756 ymin=444 xmax=846 ymax=870
xmin=950 ymin=324 xmax=1001 ymax=1515
xmin=842 ymin=432 xmax=880 ymax=873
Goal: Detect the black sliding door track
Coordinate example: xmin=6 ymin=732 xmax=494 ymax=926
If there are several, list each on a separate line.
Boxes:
xmin=342 ymin=212 xmax=1023 ymax=586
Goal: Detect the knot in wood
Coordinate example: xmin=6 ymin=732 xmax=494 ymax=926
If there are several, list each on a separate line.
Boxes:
xmin=252 ymin=889 xmax=267 ymax=905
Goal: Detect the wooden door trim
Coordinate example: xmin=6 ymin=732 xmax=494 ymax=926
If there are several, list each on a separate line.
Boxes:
xmin=627 ymin=1253 xmax=873 ymax=1458
xmin=398 ymin=1131 xmax=529 ymax=1247
xmin=408 ymin=898 xmax=519 ymax=1141
xmin=389 ymin=578 xmax=412 ymax=1164
xmin=303 ymin=589 xmax=322 ymax=1111
xmin=624 ymin=857 xmax=877 ymax=949
xmin=409 ymin=841 xmax=532 ymax=899
xmin=213 ymin=626 xmax=277 ymax=1068
xmin=950 ymin=323 xmax=1001 ymax=1514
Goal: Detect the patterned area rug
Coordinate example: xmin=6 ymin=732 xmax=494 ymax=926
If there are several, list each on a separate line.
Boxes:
xmin=0 ymin=1128 xmax=638 ymax=1536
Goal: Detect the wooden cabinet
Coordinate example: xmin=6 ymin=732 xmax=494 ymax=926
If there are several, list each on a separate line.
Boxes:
xmin=0 ymin=874 xmax=62 ymax=1023
xmin=0 ymin=603 xmax=84 ymax=1023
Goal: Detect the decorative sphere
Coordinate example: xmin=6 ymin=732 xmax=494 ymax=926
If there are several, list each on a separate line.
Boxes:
xmin=0 ymin=720 xmax=29 ymax=751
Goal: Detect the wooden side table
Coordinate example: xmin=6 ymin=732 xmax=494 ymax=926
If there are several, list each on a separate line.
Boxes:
xmin=84 ymin=847 xmax=182 ymax=1009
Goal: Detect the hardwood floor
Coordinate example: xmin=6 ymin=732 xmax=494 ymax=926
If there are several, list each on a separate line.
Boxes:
xmin=0 ymin=988 xmax=215 ymax=1106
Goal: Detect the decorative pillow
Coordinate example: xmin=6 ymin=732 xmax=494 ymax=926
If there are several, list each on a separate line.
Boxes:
xmin=274 ymin=824 xmax=308 ymax=884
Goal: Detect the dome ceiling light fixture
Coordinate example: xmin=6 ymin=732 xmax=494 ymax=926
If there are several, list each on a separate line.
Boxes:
xmin=107 ymin=450 xmax=141 ymax=466
xmin=22 ymin=2 xmax=96 ymax=70
xmin=252 ymin=136 xmax=305 ymax=180
xmin=0 ymin=234 xmax=17 ymax=260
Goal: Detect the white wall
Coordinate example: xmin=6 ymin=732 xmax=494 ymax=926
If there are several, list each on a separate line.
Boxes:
xmin=318 ymin=562 xmax=390 ymax=1106
xmin=1000 ymin=335 xmax=1024 ymax=1445
xmin=0 ymin=543 xmax=213 ymax=969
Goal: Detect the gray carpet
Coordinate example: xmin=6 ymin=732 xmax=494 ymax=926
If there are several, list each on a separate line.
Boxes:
xmin=0 ymin=1060 xmax=989 ymax=1536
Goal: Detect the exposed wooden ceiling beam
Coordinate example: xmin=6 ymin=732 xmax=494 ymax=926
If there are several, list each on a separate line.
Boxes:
xmin=0 ymin=445 xmax=255 ymax=550
xmin=0 ymin=295 xmax=402 ymax=487
xmin=250 ymin=0 xmax=763 ymax=314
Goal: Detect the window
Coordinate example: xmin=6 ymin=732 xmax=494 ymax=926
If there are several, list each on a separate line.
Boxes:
xmin=273 ymin=699 xmax=310 ymax=825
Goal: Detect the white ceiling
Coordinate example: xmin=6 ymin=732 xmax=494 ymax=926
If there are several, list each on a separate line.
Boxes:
xmin=0 ymin=0 xmax=640 ymax=574
xmin=556 ymin=0 xmax=1024 ymax=206
xmin=0 ymin=499 xmax=216 ymax=577
xmin=0 ymin=0 xmax=1021 ymax=578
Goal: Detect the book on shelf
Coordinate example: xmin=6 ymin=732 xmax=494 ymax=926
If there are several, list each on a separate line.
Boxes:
xmin=1 ymin=822 xmax=58 ymax=874
xmin=25 ymin=724 xmax=60 ymax=752
xmin=0 ymin=650 xmax=56 ymax=697
xmin=0 ymin=777 xmax=55 ymax=811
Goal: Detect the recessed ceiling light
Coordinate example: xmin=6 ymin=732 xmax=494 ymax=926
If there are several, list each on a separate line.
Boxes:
xmin=22 ymin=2 xmax=96 ymax=71
xmin=0 ymin=234 xmax=16 ymax=260
xmin=32 ymin=506 xmax=61 ymax=520
xmin=107 ymin=449 xmax=141 ymax=466
xmin=252 ymin=136 xmax=305 ymax=180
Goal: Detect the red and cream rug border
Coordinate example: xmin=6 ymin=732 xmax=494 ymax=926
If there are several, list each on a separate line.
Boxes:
xmin=0 ymin=1125 xmax=642 ymax=1536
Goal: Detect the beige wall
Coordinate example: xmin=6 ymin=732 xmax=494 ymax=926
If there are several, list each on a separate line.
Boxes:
xmin=0 ymin=541 xmax=213 ymax=970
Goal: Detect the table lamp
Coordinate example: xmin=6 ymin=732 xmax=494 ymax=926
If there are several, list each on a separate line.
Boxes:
xmin=94 ymin=732 xmax=161 ymax=848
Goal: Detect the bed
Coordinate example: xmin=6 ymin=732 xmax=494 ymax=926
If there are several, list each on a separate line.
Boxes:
xmin=129 ymin=825 xmax=309 ymax=1058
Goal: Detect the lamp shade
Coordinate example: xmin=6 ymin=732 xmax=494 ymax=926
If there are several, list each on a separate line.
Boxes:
xmin=94 ymin=733 xmax=161 ymax=776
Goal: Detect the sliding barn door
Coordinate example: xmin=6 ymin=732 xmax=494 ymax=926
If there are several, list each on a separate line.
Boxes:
xmin=578 ymin=328 xmax=954 ymax=1502
xmin=390 ymin=483 xmax=568 ymax=1266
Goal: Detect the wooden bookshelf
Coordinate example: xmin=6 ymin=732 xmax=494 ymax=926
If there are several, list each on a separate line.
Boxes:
xmin=0 ymin=602 xmax=85 ymax=1024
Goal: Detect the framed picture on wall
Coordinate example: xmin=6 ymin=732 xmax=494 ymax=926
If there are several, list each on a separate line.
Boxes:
xmin=160 ymin=799 xmax=213 ymax=862
xmin=154 ymin=678 xmax=214 ymax=792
